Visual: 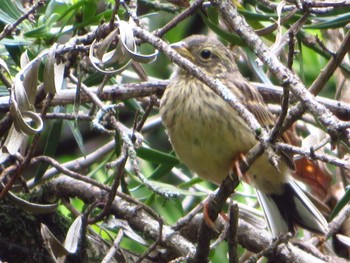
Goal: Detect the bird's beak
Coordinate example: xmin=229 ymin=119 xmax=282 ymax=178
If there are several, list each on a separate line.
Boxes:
xmin=170 ymin=41 xmax=195 ymax=61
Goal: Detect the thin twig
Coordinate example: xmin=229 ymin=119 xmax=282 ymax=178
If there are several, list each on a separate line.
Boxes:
xmin=228 ymin=202 xmax=239 ymax=263
xmin=31 ymin=155 xmax=111 ymax=191
xmin=255 ymin=8 xmax=298 ymax=36
xmin=327 ymin=204 xmax=350 ymax=238
xmin=0 ymin=0 xmax=45 ymax=41
xmin=246 ymin=234 xmax=292 ymax=263
xmin=1 ymin=81 xmax=349 ymax=122
xmin=256 ymin=0 xmax=295 ymax=12
xmin=153 ymin=0 xmax=206 ymax=38
xmin=101 ymin=229 xmax=124 ymax=263
xmin=135 ymin=218 xmax=163 ymax=263
xmin=309 ymin=30 xmax=350 ymax=95
xmin=275 ymin=142 xmax=350 ymax=170
xmin=88 ymin=119 xmax=128 ymax=224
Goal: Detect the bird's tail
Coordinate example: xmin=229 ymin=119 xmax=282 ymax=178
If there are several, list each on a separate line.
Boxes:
xmin=256 ymin=180 xmax=328 ymax=237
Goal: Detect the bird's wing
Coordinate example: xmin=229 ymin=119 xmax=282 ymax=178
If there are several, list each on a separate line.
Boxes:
xmin=225 ymin=77 xmax=295 ymax=170
xmin=226 ymin=78 xmax=275 ymax=127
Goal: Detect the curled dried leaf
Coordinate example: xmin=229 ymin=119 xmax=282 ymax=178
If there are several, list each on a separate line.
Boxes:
xmin=0 ymin=125 xmax=27 ymax=164
xmin=12 ymin=108 xmax=43 ymax=135
xmin=89 ymin=20 xmax=158 ymax=75
xmin=43 ymin=46 xmax=56 ymax=94
xmin=117 ymin=20 xmax=158 ymax=64
xmin=0 ymin=57 xmax=10 ymax=74
xmin=336 ymin=234 xmax=350 ymax=247
xmin=10 ymin=50 xmax=47 ymax=135
xmin=104 ymin=218 xmax=147 ymax=245
xmin=0 ymin=51 xmax=48 ymax=163
xmin=41 ymin=223 xmax=70 ymax=259
xmin=95 ymin=28 xmax=120 ymax=61
xmin=89 ymin=26 xmax=133 ymax=75
xmin=43 ymin=46 xmax=65 ymax=94
xmin=63 ymin=215 xmax=82 ymax=254
xmin=2 ymin=126 xmax=27 ymax=156
xmin=4 ymin=186 xmax=58 ymax=215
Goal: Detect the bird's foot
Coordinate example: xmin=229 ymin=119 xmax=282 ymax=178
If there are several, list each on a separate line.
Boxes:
xmin=230 ymin=153 xmax=250 ymax=184
xmin=203 ymin=202 xmax=228 ymax=232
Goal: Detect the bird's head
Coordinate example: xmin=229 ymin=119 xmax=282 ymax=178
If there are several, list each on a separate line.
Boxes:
xmin=170 ymin=35 xmax=238 ymax=76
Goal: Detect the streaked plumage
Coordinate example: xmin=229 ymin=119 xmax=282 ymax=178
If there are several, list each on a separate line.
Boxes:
xmin=160 ymin=35 xmax=328 ymax=237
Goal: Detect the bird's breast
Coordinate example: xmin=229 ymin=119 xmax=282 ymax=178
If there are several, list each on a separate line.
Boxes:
xmin=160 ymin=77 xmax=255 ymax=183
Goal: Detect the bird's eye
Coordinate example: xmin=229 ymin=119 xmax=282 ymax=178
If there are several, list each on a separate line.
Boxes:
xmin=200 ymin=49 xmax=212 ymax=60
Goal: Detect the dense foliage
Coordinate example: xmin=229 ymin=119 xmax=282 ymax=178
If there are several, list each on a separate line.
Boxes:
xmin=0 ymin=0 xmax=350 ymax=262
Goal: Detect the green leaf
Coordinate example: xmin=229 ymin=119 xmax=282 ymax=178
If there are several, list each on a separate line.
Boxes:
xmin=62 ymin=10 xmax=113 ymax=37
xmin=206 ymin=6 xmax=219 ymax=24
xmin=239 ymin=9 xmax=278 ymax=21
xmin=329 ymin=186 xmax=350 ymax=220
xmin=178 ymin=177 xmax=203 ymax=189
xmin=34 ymin=117 xmax=63 ymax=183
xmin=305 ymin=13 xmax=350 ymax=29
xmin=148 ymin=162 xmax=177 ymax=181
xmin=66 ymin=120 xmax=86 ymax=157
xmin=296 ymin=31 xmax=350 ymax=75
xmin=136 ymin=147 xmax=179 ymax=166
xmin=0 ymin=37 xmax=32 ymax=46
xmin=144 ymin=192 xmax=156 ymax=206
xmin=199 ymin=11 xmax=245 ymax=46
xmin=87 ymin=152 xmax=113 ymax=180
xmin=82 ymin=0 xmax=97 ymax=24
xmin=131 ymin=174 xmax=205 ymax=198
xmin=316 ymin=6 xmax=350 ymax=17
xmin=24 ymin=13 xmax=60 ymax=38
xmin=55 ymin=0 xmax=85 ymax=22
xmin=245 ymin=48 xmax=272 ymax=84
xmin=0 ymin=0 xmax=22 ymax=24
xmin=124 ymin=98 xmax=144 ymax=114
xmin=5 ymin=45 xmax=22 ymax=66
xmin=151 ymin=195 xmax=185 ymax=224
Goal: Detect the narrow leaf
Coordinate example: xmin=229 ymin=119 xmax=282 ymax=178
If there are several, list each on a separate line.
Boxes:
xmin=136 ymin=147 xmax=180 ymax=166
xmin=66 ymin=120 xmax=86 ymax=157
xmin=329 ymin=186 xmax=350 ymax=220
xmin=63 ymin=215 xmax=82 ymax=253
xmin=5 ymin=189 xmax=58 ymax=215
xmin=41 ymin=223 xmax=70 ymax=258
xmin=44 ymin=47 xmax=57 ymax=94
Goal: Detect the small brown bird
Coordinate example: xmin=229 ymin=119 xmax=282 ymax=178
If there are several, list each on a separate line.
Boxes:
xmin=160 ymin=35 xmax=328 ymax=237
